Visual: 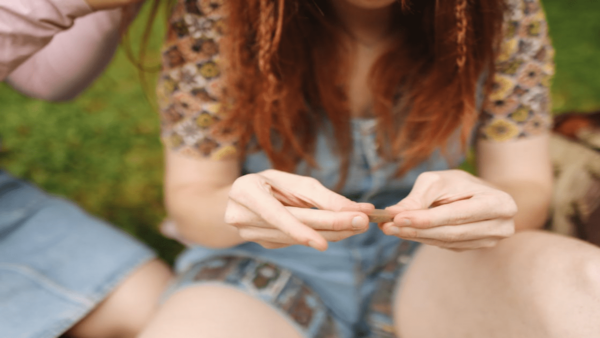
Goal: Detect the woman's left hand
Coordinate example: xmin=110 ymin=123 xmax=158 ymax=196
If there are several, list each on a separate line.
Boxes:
xmin=380 ymin=170 xmax=517 ymax=251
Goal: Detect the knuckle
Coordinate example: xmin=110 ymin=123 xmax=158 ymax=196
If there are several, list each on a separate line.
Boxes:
xmin=224 ymin=209 xmax=241 ymax=226
xmin=416 ymin=172 xmax=442 ymax=185
xmin=453 ymin=169 xmax=473 ymax=180
xmin=400 ymin=198 xmax=423 ymax=210
xmin=494 ymin=192 xmax=518 ymax=217
xmin=451 ymin=212 xmax=471 ymax=224
xmin=410 ymin=215 xmax=430 ymax=228
xmin=419 ymin=171 xmax=440 ymax=181
xmin=482 ymin=240 xmax=499 ymax=249
xmin=444 ymin=231 xmax=465 ymax=242
xmin=230 ymin=174 xmax=258 ymax=195
xmin=260 ymin=169 xmax=278 ymax=177
xmin=330 ymin=216 xmax=348 ymax=231
xmin=398 ymin=227 xmax=419 ymax=238
xmin=235 ymin=173 xmax=254 ymax=185
xmin=497 ymin=224 xmax=515 ymax=238
xmin=505 ymin=198 xmax=518 ymax=217
xmin=237 ymin=228 xmax=254 ymax=240
xmin=304 ymin=177 xmax=322 ymax=190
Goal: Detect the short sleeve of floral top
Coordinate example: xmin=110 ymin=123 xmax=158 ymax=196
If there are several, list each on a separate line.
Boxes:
xmin=479 ymin=0 xmax=555 ymax=141
xmin=156 ymin=0 xmax=555 ymax=159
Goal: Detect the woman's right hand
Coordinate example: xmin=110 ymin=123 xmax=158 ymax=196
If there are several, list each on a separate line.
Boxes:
xmin=225 ymin=169 xmax=373 ymax=251
xmin=84 ymin=0 xmax=145 ymax=11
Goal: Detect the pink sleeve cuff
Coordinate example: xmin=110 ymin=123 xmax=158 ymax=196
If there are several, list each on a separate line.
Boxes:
xmin=0 ymin=0 xmax=94 ymax=80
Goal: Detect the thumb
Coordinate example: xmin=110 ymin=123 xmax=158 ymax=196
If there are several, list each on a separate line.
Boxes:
xmin=385 ymin=195 xmax=426 ymax=214
xmin=385 ymin=172 xmax=443 ymax=214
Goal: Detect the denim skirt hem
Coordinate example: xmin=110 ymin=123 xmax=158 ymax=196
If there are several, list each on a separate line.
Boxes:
xmin=0 ymin=171 xmax=156 ymax=338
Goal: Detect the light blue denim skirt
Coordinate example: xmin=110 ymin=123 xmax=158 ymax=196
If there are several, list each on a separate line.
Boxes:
xmin=0 ymin=170 xmax=155 ymax=338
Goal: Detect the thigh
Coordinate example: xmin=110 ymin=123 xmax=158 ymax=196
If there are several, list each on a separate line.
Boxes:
xmin=139 ymin=284 xmax=304 ymax=338
xmin=66 ymin=259 xmax=172 ymax=338
xmin=140 ymin=256 xmax=340 ymax=338
xmin=394 ymin=231 xmax=600 ymax=338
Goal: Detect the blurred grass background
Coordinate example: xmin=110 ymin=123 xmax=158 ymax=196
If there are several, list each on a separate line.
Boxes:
xmin=1 ymin=0 xmax=599 ymax=263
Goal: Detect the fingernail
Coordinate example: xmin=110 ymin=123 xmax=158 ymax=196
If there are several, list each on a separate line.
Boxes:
xmin=398 ymin=218 xmax=411 ymax=226
xmin=358 ymin=203 xmax=375 ymax=210
xmin=388 ymin=226 xmax=400 ymax=235
xmin=352 ymin=216 xmax=366 ymax=229
xmin=308 ymin=240 xmax=320 ymax=250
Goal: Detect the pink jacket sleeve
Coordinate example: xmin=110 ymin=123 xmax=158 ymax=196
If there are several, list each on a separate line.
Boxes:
xmin=6 ymin=8 xmax=124 ymax=101
xmin=0 ymin=0 xmax=132 ymax=101
xmin=0 ymin=0 xmax=93 ymax=79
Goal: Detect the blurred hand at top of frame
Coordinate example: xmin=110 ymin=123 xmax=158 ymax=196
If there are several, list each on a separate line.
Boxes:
xmin=380 ymin=170 xmax=517 ymax=251
xmin=84 ymin=0 xmax=145 ymax=11
xmin=225 ymin=169 xmax=374 ymax=251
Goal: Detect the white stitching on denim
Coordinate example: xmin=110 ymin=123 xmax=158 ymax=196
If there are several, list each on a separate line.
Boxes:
xmin=0 ymin=263 xmax=93 ymax=307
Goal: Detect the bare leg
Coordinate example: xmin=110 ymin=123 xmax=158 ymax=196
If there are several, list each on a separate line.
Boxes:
xmin=395 ymin=231 xmax=600 ymax=338
xmin=138 ymin=284 xmax=304 ymax=338
xmin=66 ymin=259 xmax=173 ymax=338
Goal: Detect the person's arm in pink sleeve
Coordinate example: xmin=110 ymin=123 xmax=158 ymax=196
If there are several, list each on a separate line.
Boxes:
xmin=6 ymin=8 xmax=126 ymax=101
xmin=0 ymin=0 xmax=93 ymax=80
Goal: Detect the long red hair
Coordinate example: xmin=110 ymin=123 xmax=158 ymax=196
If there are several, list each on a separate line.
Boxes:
xmin=143 ymin=0 xmax=506 ymax=186
xmin=217 ymin=0 xmax=506 ymax=186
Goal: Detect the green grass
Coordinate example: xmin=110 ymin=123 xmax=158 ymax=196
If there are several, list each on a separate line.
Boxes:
xmin=544 ymin=0 xmax=600 ymax=112
xmin=1 ymin=0 xmax=599 ymax=263
xmin=0 ymin=4 xmax=184 ymax=262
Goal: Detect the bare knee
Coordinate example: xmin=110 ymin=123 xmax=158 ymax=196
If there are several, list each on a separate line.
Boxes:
xmin=506 ymin=231 xmax=600 ymax=286
xmin=395 ymin=231 xmax=600 ymax=338
xmin=496 ymin=231 xmax=600 ymax=337
xmin=480 ymin=231 xmax=600 ymax=338
xmin=139 ymin=284 xmax=303 ymax=338
xmin=67 ymin=259 xmax=173 ymax=338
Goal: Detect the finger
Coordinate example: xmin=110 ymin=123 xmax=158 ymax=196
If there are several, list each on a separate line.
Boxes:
xmin=416 ymin=238 xmax=502 ymax=251
xmin=230 ymin=175 xmax=327 ymax=250
xmin=260 ymin=170 xmax=366 ymax=212
xmin=257 ymin=241 xmax=290 ymax=250
xmin=238 ymin=227 xmax=296 ymax=245
xmin=385 ymin=172 xmax=447 ymax=213
xmin=288 ymin=207 xmax=369 ymax=231
xmin=240 ymin=227 xmax=364 ymax=246
xmin=390 ymin=193 xmax=517 ymax=229
xmin=381 ymin=219 xmax=515 ymax=242
xmin=319 ymin=229 xmax=368 ymax=242
xmin=230 ymin=206 xmax=369 ymax=232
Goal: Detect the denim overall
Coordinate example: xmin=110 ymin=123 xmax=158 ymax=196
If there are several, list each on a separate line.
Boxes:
xmin=171 ymin=118 xmax=456 ymax=338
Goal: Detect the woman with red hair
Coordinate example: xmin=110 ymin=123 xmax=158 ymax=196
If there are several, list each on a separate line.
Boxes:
xmin=142 ymin=0 xmax=600 ymax=337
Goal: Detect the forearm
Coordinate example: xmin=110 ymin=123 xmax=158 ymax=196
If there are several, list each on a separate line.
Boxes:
xmin=476 ymin=136 xmax=553 ymax=232
xmin=165 ymin=184 xmax=246 ymax=248
xmin=489 ymin=180 xmax=552 ymax=231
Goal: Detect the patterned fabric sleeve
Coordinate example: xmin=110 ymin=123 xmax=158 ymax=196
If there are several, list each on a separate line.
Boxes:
xmin=156 ymin=0 xmax=237 ymax=160
xmin=478 ymin=0 xmax=555 ymax=142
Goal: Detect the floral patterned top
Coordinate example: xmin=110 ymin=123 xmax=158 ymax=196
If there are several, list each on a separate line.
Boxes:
xmin=157 ymin=0 xmax=555 ymax=160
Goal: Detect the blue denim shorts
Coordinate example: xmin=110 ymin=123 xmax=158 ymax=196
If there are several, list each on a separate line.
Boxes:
xmin=0 ymin=170 xmax=155 ymax=338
